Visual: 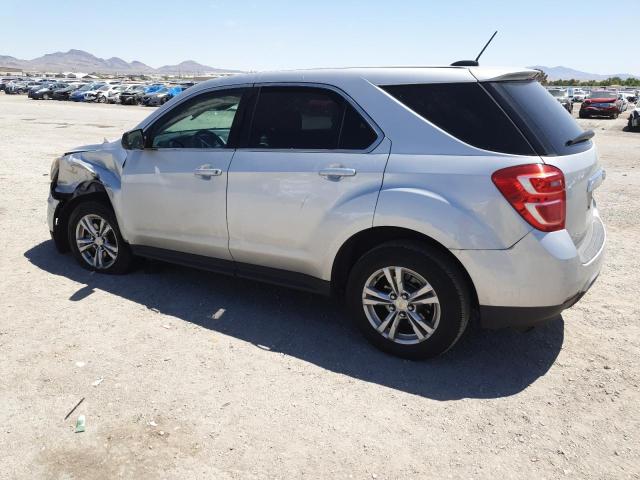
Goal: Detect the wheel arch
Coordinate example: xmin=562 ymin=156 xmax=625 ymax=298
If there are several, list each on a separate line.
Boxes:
xmin=51 ymin=181 xmax=114 ymax=253
xmin=330 ymin=226 xmax=479 ymax=310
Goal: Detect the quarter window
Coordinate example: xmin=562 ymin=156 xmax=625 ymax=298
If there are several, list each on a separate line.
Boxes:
xmin=247 ymin=86 xmax=377 ymax=150
xmin=380 ymin=83 xmax=534 ymax=156
xmin=149 ymin=88 xmax=245 ymax=149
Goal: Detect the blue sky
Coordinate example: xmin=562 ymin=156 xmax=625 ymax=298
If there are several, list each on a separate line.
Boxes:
xmin=2 ymin=0 xmax=638 ymax=74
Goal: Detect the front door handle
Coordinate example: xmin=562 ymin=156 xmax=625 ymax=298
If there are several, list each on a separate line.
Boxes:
xmin=194 ymin=166 xmax=222 ymax=178
xmin=318 ymin=167 xmax=357 ymax=179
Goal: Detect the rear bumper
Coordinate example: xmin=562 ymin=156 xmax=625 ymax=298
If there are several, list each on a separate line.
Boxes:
xmin=453 ymin=211 xmax=606 ymax=329
xmin=479 ymin=281 xmax=595 ymax=329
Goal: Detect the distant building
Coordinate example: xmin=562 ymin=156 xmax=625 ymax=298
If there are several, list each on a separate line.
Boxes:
xmin=62 ymin=72 xmax=90 ymax=79
xmin=0 ymin=66 xmax=24 ymax=76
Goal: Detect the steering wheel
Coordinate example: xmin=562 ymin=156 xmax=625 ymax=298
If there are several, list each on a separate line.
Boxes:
xmin=193 ymin=130 xmax=225 ymax=148
xmin=167 ymin=138 xmax=185 ymax=148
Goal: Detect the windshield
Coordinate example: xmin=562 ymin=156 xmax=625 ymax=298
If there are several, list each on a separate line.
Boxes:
xmin=98 ymin=85 xmax=110 ymax=91
xmin=548 ymin=90 xmax=566 ymax=98
xmin=486 ymin=80 xmax=590 ymax=156
xmin=589 ymin=91 xmax=617 ymax=99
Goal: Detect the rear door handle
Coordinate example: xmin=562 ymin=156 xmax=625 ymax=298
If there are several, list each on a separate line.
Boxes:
xmin=318 ymin=167 xmax=356 ymax=179
xmin=194 ymin=166 xmax=222 ymax=178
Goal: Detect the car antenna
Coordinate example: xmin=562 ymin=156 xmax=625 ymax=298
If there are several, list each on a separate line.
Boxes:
xmin=451 ymin=31 xmax=498 ymax=67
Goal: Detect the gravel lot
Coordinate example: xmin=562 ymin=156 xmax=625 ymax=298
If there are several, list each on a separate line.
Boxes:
xmin=0 ymin=94 xmax=638 ymax=479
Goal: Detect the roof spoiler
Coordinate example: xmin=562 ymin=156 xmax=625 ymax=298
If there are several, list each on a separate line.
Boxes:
xmin=469 ymin=69 xmax=542 ymax=82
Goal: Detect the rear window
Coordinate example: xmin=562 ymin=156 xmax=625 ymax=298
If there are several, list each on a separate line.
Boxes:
xmin=380 ymin=83 xmax=534 ymax=156
xmin=485 ymin=80 xmax=591 ymax=156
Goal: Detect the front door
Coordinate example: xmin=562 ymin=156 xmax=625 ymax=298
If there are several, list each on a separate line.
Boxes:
xmin=121 ymin=87 xmax=247 ymax=259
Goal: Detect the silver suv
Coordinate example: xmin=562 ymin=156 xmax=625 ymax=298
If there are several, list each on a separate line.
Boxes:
xmin=48 ymin=67 xmax=606 ymax=359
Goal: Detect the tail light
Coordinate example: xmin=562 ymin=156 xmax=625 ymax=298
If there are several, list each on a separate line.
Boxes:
xmin=492 ymin=164 xmax=566 ymax=232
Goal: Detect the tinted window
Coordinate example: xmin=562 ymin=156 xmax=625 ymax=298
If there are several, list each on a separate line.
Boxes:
xmin=340 ymin=103 xmax=379 ymax=149
xmin=248 ymin=86 xmax=377 ymax=150
xmin=381 ymin=83 xmax=533 ymax=155
xmin=150 ymin=89 xmax=244 ymax=149
xmin=486 ymin=80 xmax=591 ymax=156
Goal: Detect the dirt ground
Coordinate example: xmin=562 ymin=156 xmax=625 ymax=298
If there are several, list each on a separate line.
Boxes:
xmin=0 ymin=93 xmax=638 ymax=480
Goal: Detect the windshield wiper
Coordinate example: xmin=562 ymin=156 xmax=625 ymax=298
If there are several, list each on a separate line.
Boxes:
xmin=565 ymin=129 xmax=594 ymax=146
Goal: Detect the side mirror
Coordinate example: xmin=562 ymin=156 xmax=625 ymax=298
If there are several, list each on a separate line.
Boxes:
xmin=121 ymin=129 xmax=145 ymax=150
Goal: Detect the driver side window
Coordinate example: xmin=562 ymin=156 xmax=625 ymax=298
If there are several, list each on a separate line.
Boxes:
xmin=149 ymin=88 xmax=245 ymax=149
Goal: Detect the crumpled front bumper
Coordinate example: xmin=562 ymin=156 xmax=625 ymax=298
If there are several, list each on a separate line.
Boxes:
xmin=47 ymin=193 xmax=60 ymax=234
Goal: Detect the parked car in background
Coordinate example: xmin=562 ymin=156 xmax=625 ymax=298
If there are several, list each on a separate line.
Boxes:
xmin=105 ymin=85 xmax=128 ymax=103
xmin=52 ymin=83 xmax=85 ymax=100
xmin=617 ymin=93 xmax=629 ymax=112
xmin=580 ymin=91 xmax=623 ymax=118
xmin=141 ymin=85 xmax=185 ymax=106
xmin=47 ymin=66 xmax=605 ymax=359
xmin=572 ymin=88 xmax=587 ymax=102
xmin=0 ymin=77 xmax=19 ymax=92
xmin=5 ymin=80 xmax=39 ymax=94
xmin=94 ymin=84 xmax=122 ymax=103
xmin=628 ymin=102 xmax=640 ymax=131
xmin=547 ymin=88 xmax=573 ymax=113
xmin=69 ymin=82 xmax=106 ymax=102
xmin=119 ymin=84 xmax=147 ymax=105
xmin=144 ymin=83 xmax=165 ymax=94
xmin=30 ymin=82 xmax=69 ymax=100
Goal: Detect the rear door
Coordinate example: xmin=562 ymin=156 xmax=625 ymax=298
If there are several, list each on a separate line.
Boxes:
xmin=227 ymin=84 xmax=389 ymax=278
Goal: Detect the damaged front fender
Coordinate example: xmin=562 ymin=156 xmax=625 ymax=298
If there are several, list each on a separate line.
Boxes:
xmin=49 ymin=141 xmax=129 ymax=251
xmin=53 ymin=140 xmax=127 ymax=198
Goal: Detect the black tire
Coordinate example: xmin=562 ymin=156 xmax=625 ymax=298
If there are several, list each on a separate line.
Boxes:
xmin=579 ymin=112 xmax=587 ymax=119
xmin=346 ymin=241 xmax=471 ymax=359
xmin=67 ymin=201 xmax=133 ymax=274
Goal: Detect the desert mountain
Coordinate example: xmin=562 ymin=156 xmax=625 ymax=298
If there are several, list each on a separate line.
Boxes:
xmin=529 ymin=65 xmax=639 ymax=81
xmin=0 ymin=49 xmax=240 ymax=74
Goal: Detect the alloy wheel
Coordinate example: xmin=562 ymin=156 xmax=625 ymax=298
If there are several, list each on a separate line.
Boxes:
xmin=362 ymin=266 xmax=440 ymax=345
xmin=75 ymin=214 xmax=119 ymax=269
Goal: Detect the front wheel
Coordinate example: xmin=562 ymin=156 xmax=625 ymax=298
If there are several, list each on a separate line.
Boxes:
xmin=346 ymin=241 xmax=471 ymax=359
xmin=67 ymin=201 xmax=133 ymax=274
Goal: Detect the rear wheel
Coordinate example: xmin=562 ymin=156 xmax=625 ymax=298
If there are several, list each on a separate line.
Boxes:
xmin=67 ymin=201 xmax=133 ymax=274
xmin=346 ymin=241 xmax=471 ymax=359
xmin=43 ymin=93 xmax=50 ymax=100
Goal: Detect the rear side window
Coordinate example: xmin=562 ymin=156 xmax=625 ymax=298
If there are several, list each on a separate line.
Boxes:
xmin=248 ymin=86 xmax=377 ymax=150
xmin=380 ymin=83 xmax=534 ymax=155
xmin=485 ymin=80 xmax=591 ymax=156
